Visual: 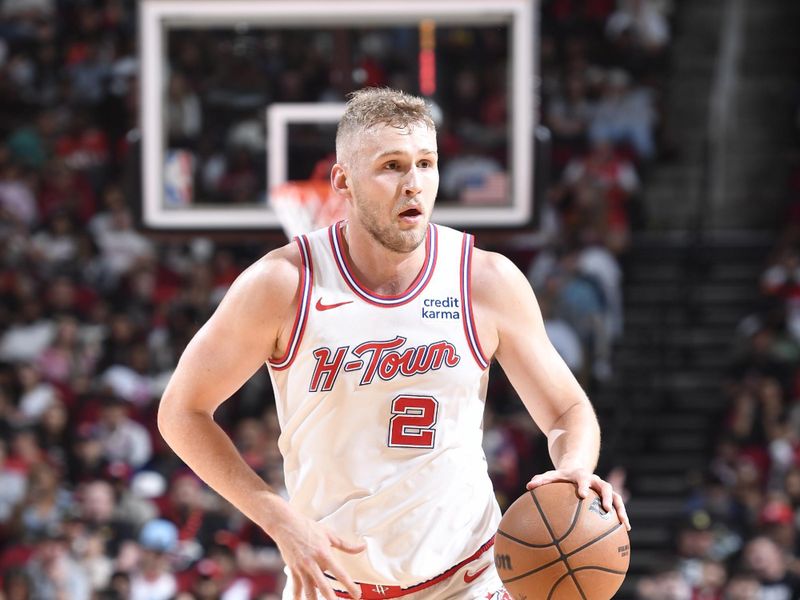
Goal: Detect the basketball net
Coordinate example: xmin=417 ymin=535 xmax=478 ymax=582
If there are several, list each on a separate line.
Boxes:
xmin=270 ymin=180 xmax=348 ymax=239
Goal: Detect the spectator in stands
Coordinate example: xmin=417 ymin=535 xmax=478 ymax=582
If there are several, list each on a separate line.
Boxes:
xmin=0 ymin=567 xmax=33 ymax=600
xmin=0 ymin=158 xmax=37 ymax=228
xmin=37 ymin=398 xmax=70 ymax=468
xmin=589 ymin=68 xmax=657 ymax=161
xmin=16 ymin=362 xmax=58 ymax=424
xmin=160 ymin=472 xmax=231 ymax=561
xmin=130 ymin=519 xmax=179 ymax=600
xmin=25 ymin=530 xmax=91 ymax=600
xmin=6 ymin=111 xmax=56 ymax=171
xmin=181 ymin=543 xmax=253 ymax=600
xmin=541 ymin=293 xmax=586 ymax=377
xmin=673 ymin=512 xmax=716 ymax=588
xmin=36 ymin=314 xmax=96 ymax=387
xmin=559 ymin=136 xmax=640 ymax=253
xmin=758 ymin=496 xmax=796 ymax=554
xmin=741 ymin=536 xmax=800 ymax=598
xmin=547 ymin=250 xmax=615 ymax=380
xmin=37 ymin=159 xmax=97 ymax=225
xmin=74 ymin=479 xmax=136 ymax=556
xmin=101 ymin=570 xmax=132 ymax=600
xmin=722 ymin=572 xmax=760 ymax=600
xmin=546 ymin=73 xmax=594 ymax=171
xmin=167 ymin=73 xmax=202 ymax=145
xmin=8 ymin=461 xmax=70 ymax=543
xmin=91 ymin=206 xmax=154 ymax=286
xmin=578 ymin=244 xmax=624 ymax=338
xmin=693 ymin=559 xmax=727 ymax=600
xmin=69 ymin=423 xmax=110 ymax=484
xmin=28 ymin=211 xmax=80 ymax=277
xmin=606 ymin=0 xmax=671 ymax=54
xmin=0 ymin=274 xmax=54 ymax=363
xmin=0 ymin=438 xmax=26 ymax=525
xmin=64 ymin=512 xmax=114 ymax=593
xmin=95 ymin=395 xmax=152 ymax=470
xmin=637 ymin=565 xmax=693 ymax=600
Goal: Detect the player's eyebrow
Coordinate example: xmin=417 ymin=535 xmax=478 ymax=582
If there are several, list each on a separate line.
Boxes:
xmin=374 ymin=148 xmax=438 ymax=160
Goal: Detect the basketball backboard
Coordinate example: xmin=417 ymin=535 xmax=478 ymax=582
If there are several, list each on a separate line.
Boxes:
xmin=140 ymin=0 xmax=536 ymax=230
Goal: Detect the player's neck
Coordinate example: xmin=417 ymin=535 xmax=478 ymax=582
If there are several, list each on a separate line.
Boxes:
xmin=341 ymin=221 xmax=427 ymax=296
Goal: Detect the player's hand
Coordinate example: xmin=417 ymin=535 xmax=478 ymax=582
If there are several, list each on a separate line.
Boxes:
xmin=526 ymin=468 xmax=631 ymax=531
xmin=266 ymin=500 xmax=366 ymax=600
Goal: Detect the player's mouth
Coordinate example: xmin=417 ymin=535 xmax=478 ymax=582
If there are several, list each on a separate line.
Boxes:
xmin=398 ymin=206 xmax=423 ymax=224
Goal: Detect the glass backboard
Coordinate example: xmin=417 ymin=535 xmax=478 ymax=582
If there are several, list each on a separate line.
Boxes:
xmin=140 ymin=0 xmax=536 ymax=230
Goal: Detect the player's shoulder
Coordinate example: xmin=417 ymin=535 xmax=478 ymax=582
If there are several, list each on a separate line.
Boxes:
xmin=471 ymin=246 xmax=524 ymax=286
xmin=227 ymin=240 xmax=303 ymax=306
xmin=469 ymin=245 xmax=536 ymax=320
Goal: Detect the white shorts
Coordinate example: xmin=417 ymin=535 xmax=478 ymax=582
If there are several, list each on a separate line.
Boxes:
xmin=281 ymin=543 xmax=511 ymax=600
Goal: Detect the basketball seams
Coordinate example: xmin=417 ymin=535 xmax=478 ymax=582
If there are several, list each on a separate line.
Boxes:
xmin=500 ymin=556 xmax=564 ymax=584
xmin=565 ymin=523 xmax=623 ymax=560
xmin=544 ymin=568 xmax=627 ymax=600
xmin=495 ymin=529 xmax=559 ymax=549
xmin=545 ymin=572 xmax=574 ymax=600
xmin=530 ymin=488 xmax=588 ymax=600
xmin=572 ymin=571 xmax=589 ymax=600
xmin=571 ymin=566 xmax=628 ymax=576
xmin=555 ymin=491 xmax=585 ymax=543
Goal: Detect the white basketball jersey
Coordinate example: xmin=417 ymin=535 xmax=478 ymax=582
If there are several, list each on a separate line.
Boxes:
xmin=267 ymin=222 xmax=501 ymax=587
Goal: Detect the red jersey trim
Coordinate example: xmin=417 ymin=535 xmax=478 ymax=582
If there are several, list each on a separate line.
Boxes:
xmin=460 ymin=234 xmax=490 ymax=370
xmin=330 ymin=537 xmax=495 ymax=599
xmin=268 ymin=235 xmax=313 ymax=370
xmin=328 ymin=221 xmax=437 ymax=307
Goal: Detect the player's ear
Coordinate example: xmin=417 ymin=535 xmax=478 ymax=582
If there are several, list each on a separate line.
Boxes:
xmin=331 ymin=164 xmax=350 ymax=197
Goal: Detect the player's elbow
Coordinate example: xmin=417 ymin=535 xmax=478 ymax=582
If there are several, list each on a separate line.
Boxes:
xmin=156 ymin=389 xmax=190 ymax=444
xmin=156 ymin=392 xmax=176 ymax=440
xmin=551 ymin=397 xmax=597 ymax=430
xmin=157 ymin=388 xmax=214 ymax=444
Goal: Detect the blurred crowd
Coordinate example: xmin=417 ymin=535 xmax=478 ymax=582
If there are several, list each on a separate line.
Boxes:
xmin=631 ymin=68 xmax=800 ymax=600
xmin=521 ymin=0 xmax=672 ymax=383
xmin=0 ymin=0 xmax=674 ymax=598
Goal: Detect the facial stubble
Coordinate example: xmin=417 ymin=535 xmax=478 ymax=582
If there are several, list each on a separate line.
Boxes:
xmin=351 ymin=184 xmax=428 ymax=254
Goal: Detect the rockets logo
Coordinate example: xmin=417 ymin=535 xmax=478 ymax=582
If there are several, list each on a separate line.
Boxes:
xmin=310 ymin=336 xmax=460 ymax=392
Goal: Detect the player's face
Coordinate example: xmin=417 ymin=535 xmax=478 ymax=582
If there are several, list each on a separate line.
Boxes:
xmin=347 ymin=123 xmax=438 ymax=254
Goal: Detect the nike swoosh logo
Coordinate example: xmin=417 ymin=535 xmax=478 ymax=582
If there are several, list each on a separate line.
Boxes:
xmin=463 ymin=565 xmax=490 ymax=584
xmin=315 ymin=299 xmax=354 ymax=311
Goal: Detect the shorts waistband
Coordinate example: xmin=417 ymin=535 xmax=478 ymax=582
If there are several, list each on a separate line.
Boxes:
xmin=331 ymin=536 xmax=495 ymax=600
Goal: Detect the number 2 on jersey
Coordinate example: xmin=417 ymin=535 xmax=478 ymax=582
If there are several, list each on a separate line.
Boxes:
xmin=388 ymin=395 xmax=439 ymax=448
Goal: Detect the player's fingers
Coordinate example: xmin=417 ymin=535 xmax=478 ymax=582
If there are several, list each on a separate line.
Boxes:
xmin=324 ymin=557 xmax=362 ymax=600
xmin=309 ymin=565 xmax=338 ymax=600
xmin=328 ymin=533 xmax=367 ymax=554
xmin=291 ymin=569 xmax=303 ymax=600
xmin=592 ymin=476 xmax=614 ymax=511
xmin=298 ymin=569 xmax=318 ymax=600
xmin=612 ymin=491 xmax=631 ymax=531
xmin=526 ymin=471 xmax=558 ymax=489
xmin=575 ymin=474 xmax=595 ymax=498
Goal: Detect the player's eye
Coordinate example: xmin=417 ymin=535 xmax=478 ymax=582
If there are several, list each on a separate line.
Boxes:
xmin=418 ymin=159 xmax=433 ymax=168
xmin=384 ymin=161 xmax=398 ymax=170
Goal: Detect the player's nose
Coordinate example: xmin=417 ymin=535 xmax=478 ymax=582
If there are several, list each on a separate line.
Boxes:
xmin=402 ymin=167 xmax=422 ymax=196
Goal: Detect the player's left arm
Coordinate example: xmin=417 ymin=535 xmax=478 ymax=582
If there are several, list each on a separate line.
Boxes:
xmin=471 ymin=249 xmax=630 ymax=530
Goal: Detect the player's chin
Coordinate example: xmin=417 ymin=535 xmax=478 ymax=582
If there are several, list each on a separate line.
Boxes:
xmin=391 ymin=223 xmax=428 ymax=253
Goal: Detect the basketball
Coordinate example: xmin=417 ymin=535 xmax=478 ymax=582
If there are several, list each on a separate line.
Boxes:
xmin=495 ymin=482 xmax=630 ymax=600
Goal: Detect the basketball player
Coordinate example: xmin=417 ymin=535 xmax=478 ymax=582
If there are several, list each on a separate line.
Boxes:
xmin=158 ymin=88 xmax=630 ymax=600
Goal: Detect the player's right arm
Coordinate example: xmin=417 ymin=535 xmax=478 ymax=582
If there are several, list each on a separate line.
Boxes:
xmin=157 ymin=243 xmax=364 ymax=600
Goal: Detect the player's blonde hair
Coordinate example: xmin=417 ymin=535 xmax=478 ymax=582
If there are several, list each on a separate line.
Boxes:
xmin=335 ymin=88 xmax=436 ymax=164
